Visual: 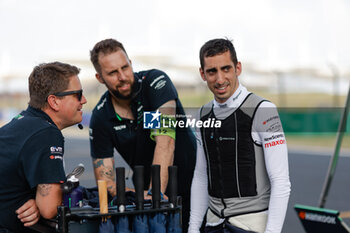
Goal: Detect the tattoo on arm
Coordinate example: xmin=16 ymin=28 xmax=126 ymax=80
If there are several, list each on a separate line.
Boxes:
xmin=99 ymin=167 xmax=114 ymax=180
xmin=93 ymin=158 xmax=116 ymax=196
xmin=94 ymin=158 xmax=115 ymax=180
xmin=93 ymin=159 xmax=104 ymax=169
xmin=38 ymin=184 xmax=52 ymax=197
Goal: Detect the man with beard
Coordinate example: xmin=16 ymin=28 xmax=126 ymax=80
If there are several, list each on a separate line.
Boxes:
xmin=89 ymin=38 xmax=196 ymax=232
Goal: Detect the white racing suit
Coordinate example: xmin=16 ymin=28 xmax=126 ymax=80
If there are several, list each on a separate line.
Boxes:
xmin=189 ymin=84 xmax=291 ymax=233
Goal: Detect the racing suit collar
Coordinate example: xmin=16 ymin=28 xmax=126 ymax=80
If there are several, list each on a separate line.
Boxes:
xmin=213 ymin=83 xmax=248 ymax=109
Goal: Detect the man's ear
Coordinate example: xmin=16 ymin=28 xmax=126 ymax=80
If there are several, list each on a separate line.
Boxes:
xmin=235 ymin=62 xmax=242 ymax=76
xmin=199 ymin=68 xmax=206 ymax=81
xmin=46 ymin=95 xmax=60 ymax=111
xmin=95 ymin=73 xmax=105 ymax=84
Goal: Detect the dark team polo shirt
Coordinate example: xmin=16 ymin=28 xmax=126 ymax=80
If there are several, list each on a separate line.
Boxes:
xmin=89 ymin=69 xmax=196 ymax=195
xmin=0 ymin=106 xmax=66 ymax=233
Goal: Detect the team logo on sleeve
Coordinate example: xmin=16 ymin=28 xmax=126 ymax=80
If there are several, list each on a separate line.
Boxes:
xmin=50 ymin=155 xmax=63 ymax=160
xmin=264 ymin=133 xmax=286 ymax=148
xmin=264 ymin=139 xmax=286 ymax=148
xmin=262 ymin=115 xmax=279 ymax=125
xmin=150 ymin=75 xmax=166 ymax=90
xmin=262 ymin=115 xmax=282 ymax=132
xmin=50 ymin=146 xmax=63 ymax=154
xmin=143 ymin=110 xmax=161 ymax=129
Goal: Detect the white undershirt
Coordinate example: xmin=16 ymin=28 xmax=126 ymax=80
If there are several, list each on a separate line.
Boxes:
xmin=189 ymin=84 xmax=291 ymax=233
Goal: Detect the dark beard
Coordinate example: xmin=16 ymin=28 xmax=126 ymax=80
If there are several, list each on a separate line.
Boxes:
xmin=109 ymin=80 xmax=139 ymax=100
xmin=110 ymin=89 xmax=132 ymax=100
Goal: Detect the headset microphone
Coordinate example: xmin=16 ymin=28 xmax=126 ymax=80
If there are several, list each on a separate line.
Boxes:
xmin=78 ymin=124 xmax=83 ymax=130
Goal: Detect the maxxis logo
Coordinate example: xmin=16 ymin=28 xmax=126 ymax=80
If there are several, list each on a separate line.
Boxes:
xmin=264 ymin=139 xmax=286 ymax=148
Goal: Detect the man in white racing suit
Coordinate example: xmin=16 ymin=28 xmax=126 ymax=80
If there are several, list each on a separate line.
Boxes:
xmin=188 ymin=38 xmax=291 ymax=233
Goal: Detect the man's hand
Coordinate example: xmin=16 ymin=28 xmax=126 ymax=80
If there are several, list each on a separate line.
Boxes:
xmin=16 ymin=199 xmax=40 ymax=227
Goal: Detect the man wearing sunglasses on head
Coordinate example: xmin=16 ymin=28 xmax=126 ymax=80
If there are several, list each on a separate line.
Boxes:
xmin=0 ymin=62 xmax=87 ymax=233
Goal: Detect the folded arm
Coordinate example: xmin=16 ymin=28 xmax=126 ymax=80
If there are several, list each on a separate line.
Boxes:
xmin=35 ymin=183 xmax=62 ymax=219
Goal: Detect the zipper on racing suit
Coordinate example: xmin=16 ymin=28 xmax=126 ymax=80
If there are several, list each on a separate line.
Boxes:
xmin=214 ymin=125 xmax=227 ymax=217
xmin=234 ymin=112 xmax=241 ymax=198
xmin=202 ymin=117 xmax=213 ymax=191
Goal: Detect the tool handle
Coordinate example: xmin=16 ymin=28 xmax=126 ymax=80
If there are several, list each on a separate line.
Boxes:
xmin=151 ymin=165 xmax=161 ymax=209
xmin=134 ymin=166 xmax=144 ymax=210
xmin=98 ymin=180 xmax=108 ymax=214
xmin=116 ymin=167 xmax=126 ymax=206
xmin=168 ymin=166 xmax=178 ymax=206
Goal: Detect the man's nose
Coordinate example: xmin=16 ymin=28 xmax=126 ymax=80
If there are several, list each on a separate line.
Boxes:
xmin=81 ymin=94 xmax=87 ymax=104
xmin=216 ymin=71 xmax=225 ymax=84
xmin=118 ymin=71 xmax=128 ymax=81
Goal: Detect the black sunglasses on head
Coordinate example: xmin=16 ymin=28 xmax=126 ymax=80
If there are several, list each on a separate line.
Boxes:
xmin=53 ymin=89 xmax=83 ymax=101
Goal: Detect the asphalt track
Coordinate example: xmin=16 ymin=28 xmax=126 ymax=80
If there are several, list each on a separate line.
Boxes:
xmin=64 ymin=137 xmax=350 ymax=233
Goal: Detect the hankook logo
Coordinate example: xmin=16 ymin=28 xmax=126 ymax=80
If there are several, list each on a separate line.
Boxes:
xmin=299 ymin=211 xmax=336 ymax=225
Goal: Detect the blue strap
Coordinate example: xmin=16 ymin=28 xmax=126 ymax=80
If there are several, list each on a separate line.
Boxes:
xmin=147 ymin=188 xmax=164 ymax=200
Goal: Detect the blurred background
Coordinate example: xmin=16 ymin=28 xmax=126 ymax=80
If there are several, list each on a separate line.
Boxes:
xmin=1 ymin=1 xmax=350 ymax=232
xmin=1 ymin=0 xmax=350 ymax=169
xmin=1 ymin=0 xmax=349 ymax=137
xmin=1 ymin=0 xmax=349 ymax=118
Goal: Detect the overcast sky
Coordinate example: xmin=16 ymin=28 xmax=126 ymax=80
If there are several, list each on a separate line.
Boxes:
xmin=1 ymin=0 xmax=350 ymax=78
